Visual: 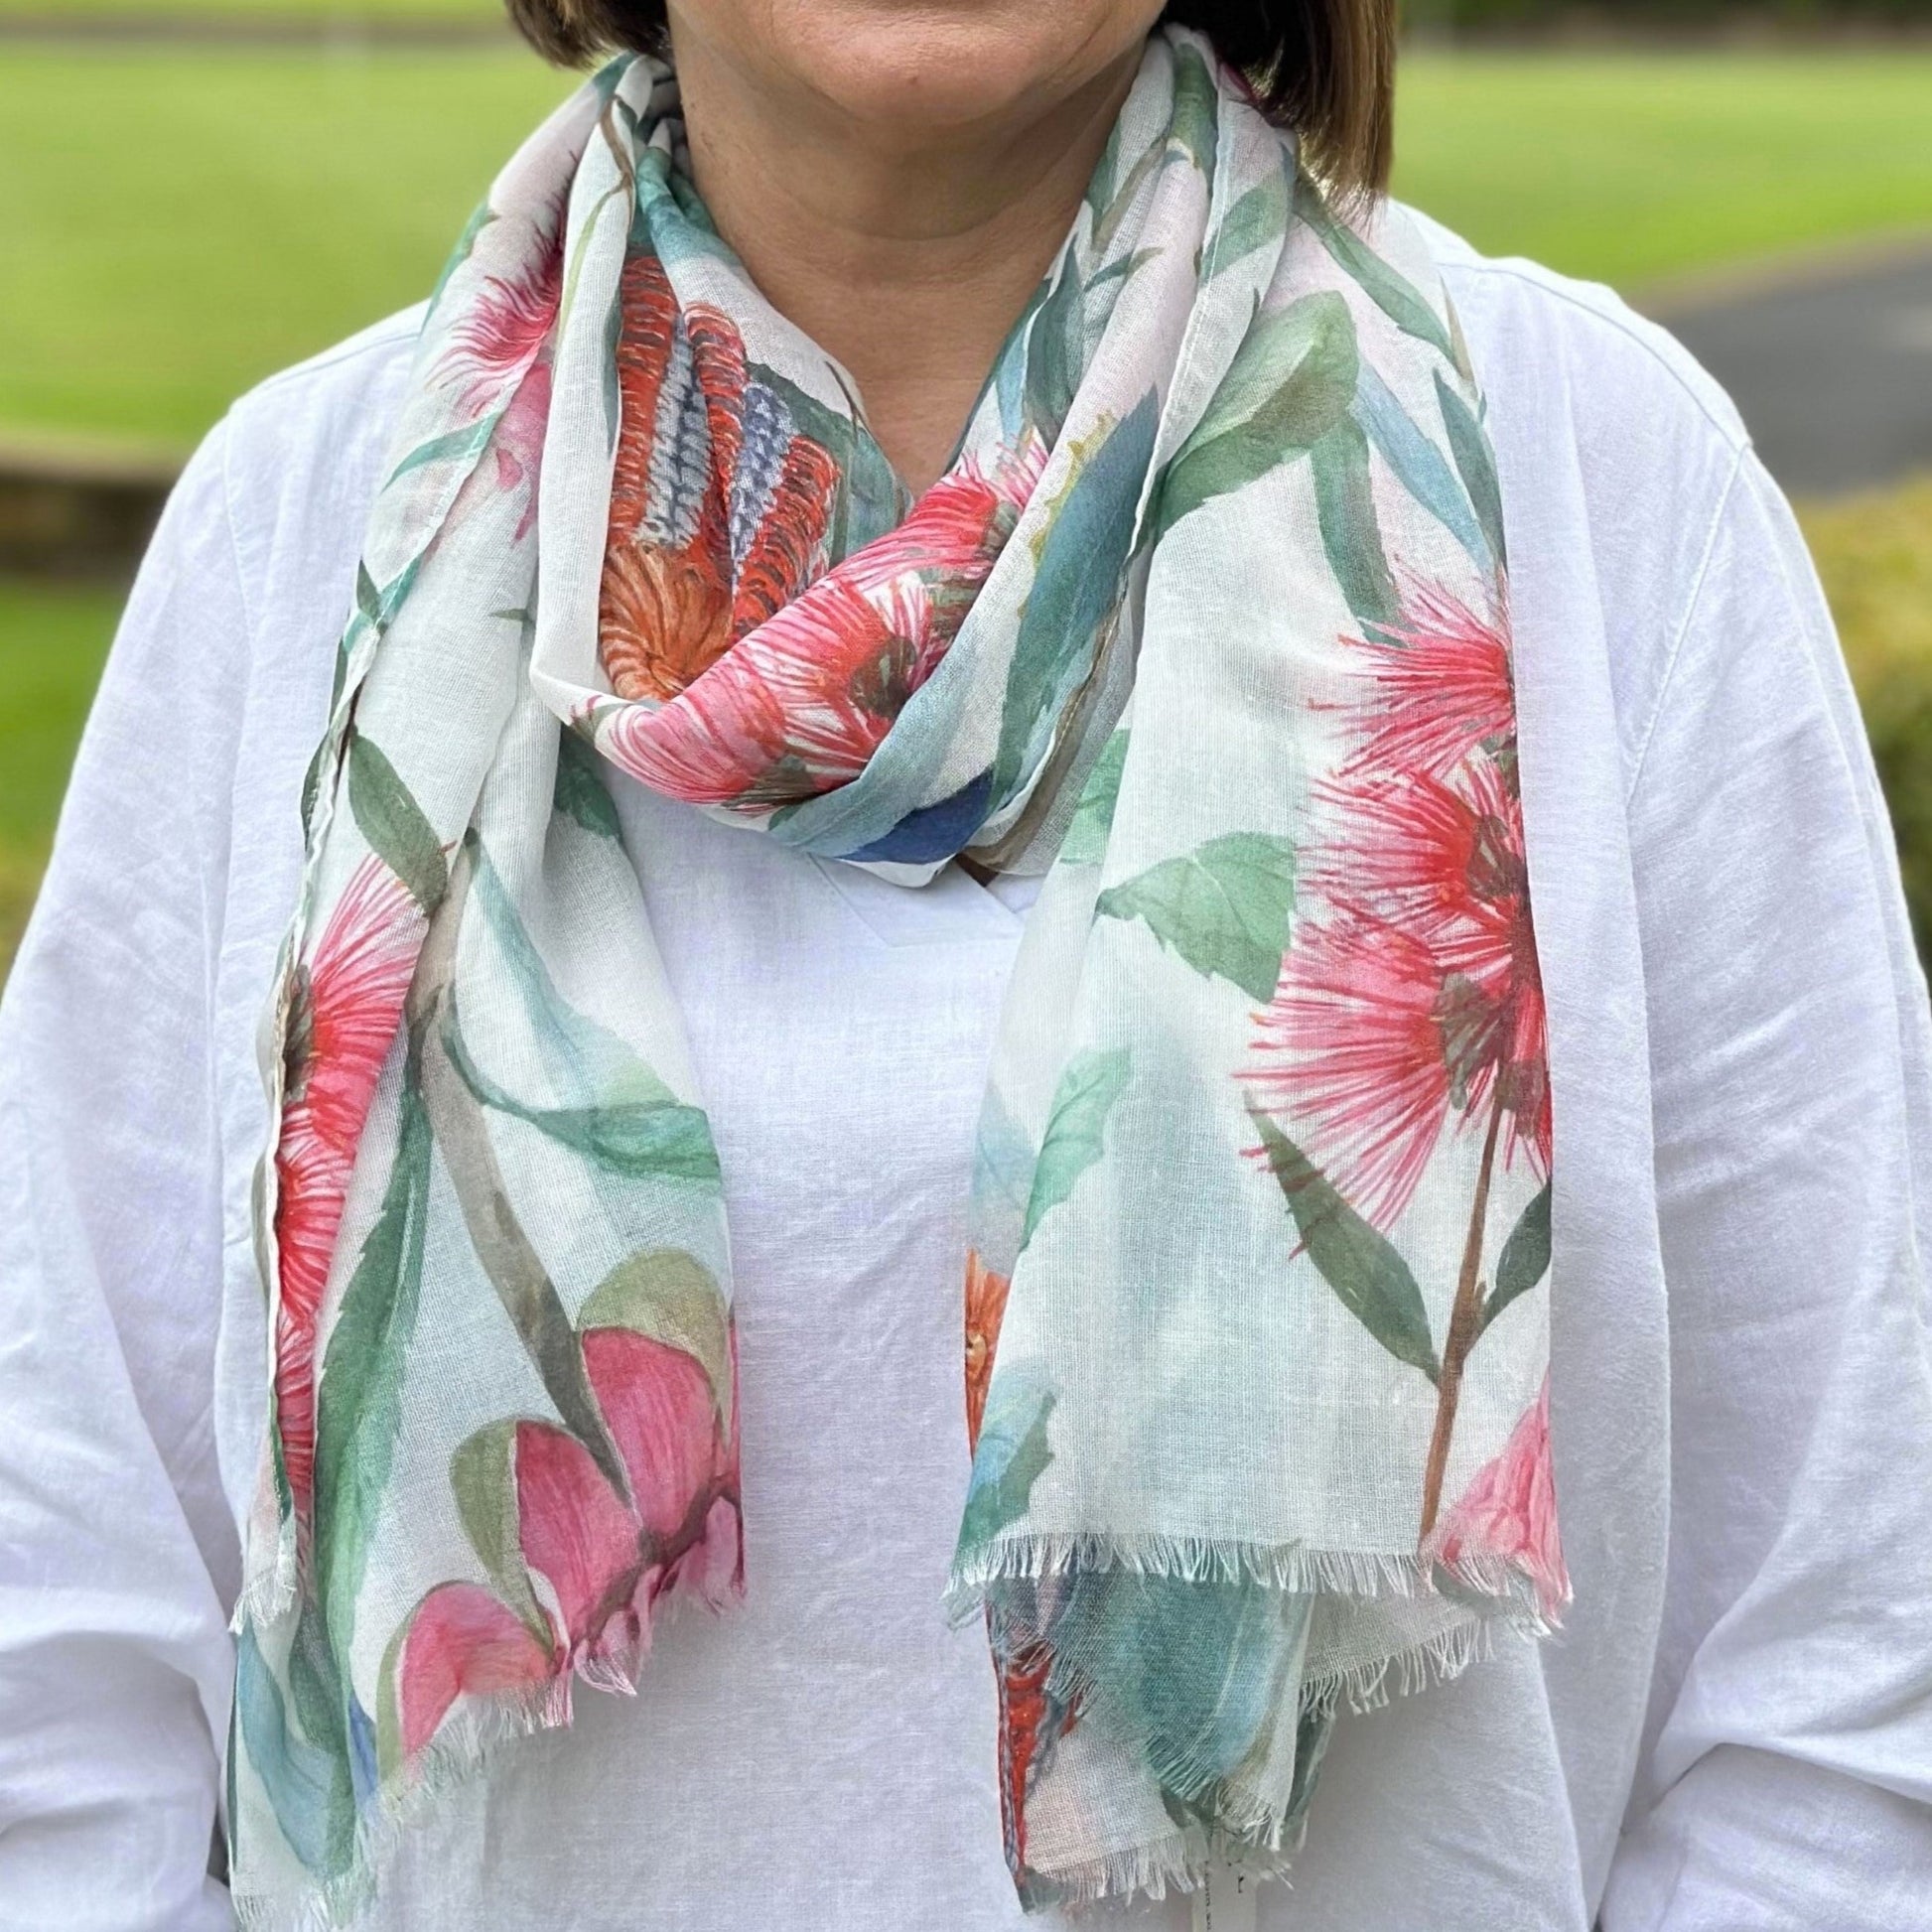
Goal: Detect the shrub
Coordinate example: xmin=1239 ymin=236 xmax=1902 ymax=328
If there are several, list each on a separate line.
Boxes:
xmin=1799 ymin=475 xmax=1932 ymax=969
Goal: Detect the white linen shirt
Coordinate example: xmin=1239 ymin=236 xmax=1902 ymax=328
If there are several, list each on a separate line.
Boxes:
xmin=2 ymin=212 xmax=1930 ymax=1932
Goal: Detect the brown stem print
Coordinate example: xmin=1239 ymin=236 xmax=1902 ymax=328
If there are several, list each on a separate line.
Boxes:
xmin=1418 ymin=1091 xmax=1504 ymax=1540
xmin=409 ymin=835 xmax=630 ymax=1503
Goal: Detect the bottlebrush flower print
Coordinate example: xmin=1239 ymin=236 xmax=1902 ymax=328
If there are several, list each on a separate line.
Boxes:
xmin=271 ymin=854 xmax=423 ymax=1528
xmin=233 ymin=29 xmax=1561 ymax=1929
xmin=1249 ymin=582 xmax=1550 ymax=1230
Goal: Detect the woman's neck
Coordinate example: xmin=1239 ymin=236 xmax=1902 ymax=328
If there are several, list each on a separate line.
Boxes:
xmin=671 ymin=24 xmax=1144 ymax=493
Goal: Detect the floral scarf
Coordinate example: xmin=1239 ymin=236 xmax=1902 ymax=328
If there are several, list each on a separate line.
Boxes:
xmin=231 ymin=28 xmax=1564 ymax=1924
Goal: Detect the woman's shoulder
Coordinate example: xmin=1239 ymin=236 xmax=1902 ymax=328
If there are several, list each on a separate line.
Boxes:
xmin=218 ymin=302 xmax=427 ymax=552
xmin=1403 ymin=206 xmax=1751 ymax=465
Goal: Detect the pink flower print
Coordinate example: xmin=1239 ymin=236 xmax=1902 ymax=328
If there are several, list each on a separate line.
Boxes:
xmin=392 ymin=1322 xmax=742 ymax=1760
xmin=1425 ymin=1377 xmax=1569 ymax=1622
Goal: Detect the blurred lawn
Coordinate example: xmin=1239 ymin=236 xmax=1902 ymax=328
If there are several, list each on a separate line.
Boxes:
xmin=4 ymin=48 xmax=1932 ymax=449
xmin=0 ymin=48 xmax=570 ymax=446
xmin=1394 ymin=53 xmax=1932 ymax=290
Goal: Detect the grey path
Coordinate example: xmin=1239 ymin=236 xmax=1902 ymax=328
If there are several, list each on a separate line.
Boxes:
xmin=1654 ymin=246 xmax=1932 ymax=496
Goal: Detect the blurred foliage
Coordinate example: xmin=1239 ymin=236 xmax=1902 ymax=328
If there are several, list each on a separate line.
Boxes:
xmin=0 ymin=49 xmax=570 ymax=448
xmin=1800 ymin=478 xmax=1932 ymax=964
xmin=0 ymin=0 xmax=497 ymax=14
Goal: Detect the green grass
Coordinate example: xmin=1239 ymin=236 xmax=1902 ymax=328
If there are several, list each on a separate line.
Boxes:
xmin=1392 ymin=53 xmax=1932 ymax=289
xmin=2 ymin=48 xmax=1930 ymax=451
xmin=0 ymin=47 xmax=571 ymax=448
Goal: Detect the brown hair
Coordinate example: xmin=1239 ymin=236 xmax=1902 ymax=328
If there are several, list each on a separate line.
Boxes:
xmin=502 ymin=1 xmax=1397 ymax=198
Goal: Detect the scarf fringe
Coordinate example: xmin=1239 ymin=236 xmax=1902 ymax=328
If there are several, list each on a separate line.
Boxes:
xmin=230 ymin=1669 xmax=576 ymax=1932
xmin=1023 ymin=1823 xmax=1300 ymax=1911
xmin=947 ymin=1530 xmax=1549 ymax=1910
xmin=237 ymin=1531 xmax=301 ymax=1633
xmin=945 ymin=1528 xmax=1557 ymax=1635
xmin=230 ymin=1563 xmax=726 ymax=1930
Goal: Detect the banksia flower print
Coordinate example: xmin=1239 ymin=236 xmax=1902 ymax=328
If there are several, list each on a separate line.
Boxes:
xmin=600 ymin=254 xmax=841 ymax=702
xmin=596 ymin=245 xmax=1045 ymax=817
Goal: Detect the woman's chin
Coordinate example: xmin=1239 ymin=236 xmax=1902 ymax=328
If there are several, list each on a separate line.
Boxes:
xmin=675 ymin=0 xmax=1163 ymax=143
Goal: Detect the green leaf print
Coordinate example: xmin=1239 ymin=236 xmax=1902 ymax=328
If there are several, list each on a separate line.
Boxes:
xmin=1436 ymin=370 xmax=1507 ymax=574
xmin=1354 ymin=364 xmax=1490 ymax=572
xmin=1476 ymin=1180 xmax=1552 ymax=1341
xmin=1208 ymin=160 xmax=1289 ymax=279
xmin=554 ymin=724 xmax=623 ymax=840
xmin=449 ymin=1421 xmax=548 ymax=1643
xmin=1096 ymin=832 xmax=1297 ymax=1003
xmin=441 ymin=997 xmax=722 ymax=1185
xmin=1250 ymin=1110 xmax=1442 ymax=1383
xmin=387 ymin=415 xmax=499 ymax=488
xmin=313 ymin=1083 xmax=434 ymax=1640
xmin=1026 ymin=246 xmax=1086 ymax=438
xmin=959 ymin=1373 xmax=1057 ymax=1550
xmin=426 ymin=200 xmax=495 ymax=318
xmin=1153 ymin=292 xmax=1357 ymax=538
xmin=995 ymin=393 xmax=1159 ymax=803
xmin=346 ymin=727 xmax=448 ymax=912
xmin=1023 ymin=1047 xmax=1132 ymax=1249
xmin=1058 ymin=729 xmax=1130 ymax=865
xmin=1166 ymin=35 xmax=1220 ymax=180
xmin=1291 ymin=172 xmax=1455 ymax=363
xmin=1310 ymin=415 xmax=1398 ymax=633
xmin=235 ymin=1621 xmax=353 ymax=1879
xmin=579 ymin=1248 xmax=735 ymax=1424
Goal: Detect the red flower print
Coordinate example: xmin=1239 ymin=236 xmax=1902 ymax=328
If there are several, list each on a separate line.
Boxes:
xmin=274 ymin=856 xmax=425 ymax=1523
xmin=491 ymin=356 xmax=553 ymax=543
xmin=1243 ymin=578 xmax=1554 ymax=1540
xmin=395 ymin=1583 xmax=559 ymax=1759
xmin=964 ymin=1249 xmax=1012 ymax=1450
xmin=1424 ymin=1376 xmax=1569 ymax=1622
xmin=1247 ymin=591 xmax=1548 ymax=1232
xmin=393 ymin=1321 xmax=742 ymax=1759
xmin=1336 ymin=580 xmax=1516 ymax=783
xmin=595 ymin=248 xmax=1048 ymax=816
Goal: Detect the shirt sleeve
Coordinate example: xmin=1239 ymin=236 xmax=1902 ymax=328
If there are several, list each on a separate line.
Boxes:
xmin=0 ymin=426 xmax=251 ymax=1931
xmin=1599 ymin=449 xmax=1932 ymax=1930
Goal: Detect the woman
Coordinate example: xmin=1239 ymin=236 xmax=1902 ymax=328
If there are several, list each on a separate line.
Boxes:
xmin=1 ymin=0 xmax=1928 ymax=1926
